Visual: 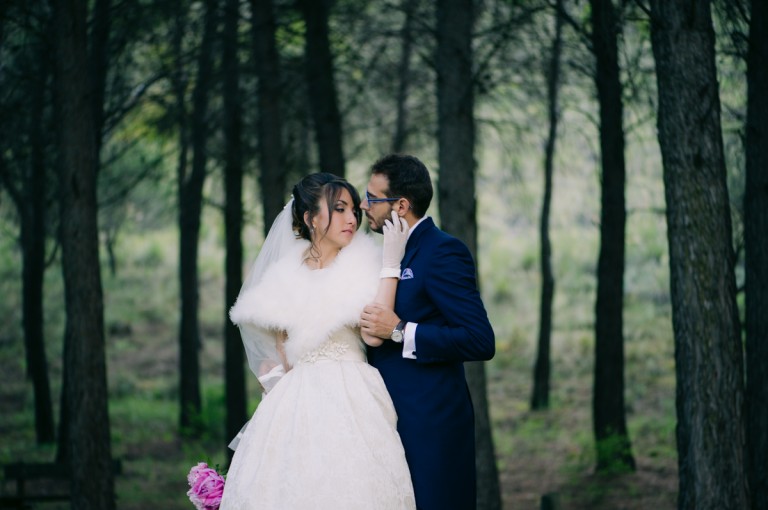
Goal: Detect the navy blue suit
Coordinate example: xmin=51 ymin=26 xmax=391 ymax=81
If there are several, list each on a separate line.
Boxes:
xmin=367 ymin=218 xmax=495 ymax=510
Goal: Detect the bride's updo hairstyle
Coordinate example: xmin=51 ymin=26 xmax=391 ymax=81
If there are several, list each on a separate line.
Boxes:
xmin=291 ymin=173 xmax=362 ymax=243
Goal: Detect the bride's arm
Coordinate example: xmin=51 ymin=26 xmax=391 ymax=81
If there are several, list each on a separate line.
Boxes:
xmin=361 ymin=278 xmax=399 ymax=347
xmin=275 ymin=330 xmax=290 ymax=371
xmin=361 ymin=211 xmax=409 ymax=347
xmin=254 ymin=329 xmax=290 ymax=394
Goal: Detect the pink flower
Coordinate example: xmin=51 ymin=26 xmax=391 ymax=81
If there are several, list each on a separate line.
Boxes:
xmin=187 ymin=462 xmax=225 ymax=510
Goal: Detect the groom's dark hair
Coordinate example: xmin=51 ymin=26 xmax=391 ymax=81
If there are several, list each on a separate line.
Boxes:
xmin=371 ymin=154 xmax=433 ymax=218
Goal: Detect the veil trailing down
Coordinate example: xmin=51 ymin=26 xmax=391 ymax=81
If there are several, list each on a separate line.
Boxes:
xmin=233 ymin=200 xmax=302 ymax=396
xmin=219 ymin=176 xmax=415 ymax=510
xmin=225 ymin=200 xmax=300 ymax=450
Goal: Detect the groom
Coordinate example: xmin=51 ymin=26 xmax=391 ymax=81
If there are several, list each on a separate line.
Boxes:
xmin=360 ymin=154 xmax=495 ymax=510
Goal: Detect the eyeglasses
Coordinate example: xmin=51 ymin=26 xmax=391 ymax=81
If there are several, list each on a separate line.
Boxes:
xmin=365 ymin=190 xmax=401 ymax=204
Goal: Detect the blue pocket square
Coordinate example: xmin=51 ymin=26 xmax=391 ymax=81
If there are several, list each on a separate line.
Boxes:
xmin=401 ymin=268 xmax=414 ymax=280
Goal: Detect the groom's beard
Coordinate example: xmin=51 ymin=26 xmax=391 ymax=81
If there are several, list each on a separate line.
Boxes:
xmin=365 ymin=213 xmax=385 ymax=234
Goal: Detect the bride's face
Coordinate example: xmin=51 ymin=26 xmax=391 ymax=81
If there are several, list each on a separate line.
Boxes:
xmin=313 ymin=188 xmax=358 ymax=250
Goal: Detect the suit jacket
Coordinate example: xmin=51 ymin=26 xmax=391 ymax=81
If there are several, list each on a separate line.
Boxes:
xmin=367 ymin=217 xmax=495 ymax=510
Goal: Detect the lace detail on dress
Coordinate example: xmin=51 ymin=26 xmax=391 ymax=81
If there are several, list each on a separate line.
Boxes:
xmin=292 ymin=327 xmax=365 ymax=365
xmin=298 ymin=338 xmax=350 ymax=364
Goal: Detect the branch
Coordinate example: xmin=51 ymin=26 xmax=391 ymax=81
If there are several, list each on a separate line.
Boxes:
xmin=473 ymin=6 xmax=546 ymax=92
xmin=547 ymin=0 xmax=592 ymax=52
xmin=630 ymin=0 xmax=651 ymax=19
xmin=103 ymin=72 xmax=167 ymax=137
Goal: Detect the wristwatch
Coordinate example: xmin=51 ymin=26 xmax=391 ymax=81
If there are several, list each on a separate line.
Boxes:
xmin=390 ymin=320 xmax=407 ymax=343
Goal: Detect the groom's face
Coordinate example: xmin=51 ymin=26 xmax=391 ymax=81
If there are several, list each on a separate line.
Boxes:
xmin=361 ymin=173 xmax=396 ymax=234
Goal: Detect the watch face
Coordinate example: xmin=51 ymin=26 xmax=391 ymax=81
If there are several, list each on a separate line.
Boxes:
xmin=391 ymin=330 xmax=404 ymax=342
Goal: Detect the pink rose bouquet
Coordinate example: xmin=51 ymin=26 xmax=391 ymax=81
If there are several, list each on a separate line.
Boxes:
xmin=187 ymin=462 xmax=226 ymax=510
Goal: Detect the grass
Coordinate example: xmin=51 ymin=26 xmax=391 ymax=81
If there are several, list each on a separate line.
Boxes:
xmin=0 ymin=181 xmax=679 ymax=508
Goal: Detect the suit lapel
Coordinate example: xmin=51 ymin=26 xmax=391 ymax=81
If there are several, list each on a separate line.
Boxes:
xmin=401 ymin=217 xmax=435 ymax=270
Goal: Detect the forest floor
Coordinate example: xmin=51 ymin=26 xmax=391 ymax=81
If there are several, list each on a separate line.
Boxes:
xmin=0 ymin=218 xmax=680 ymax=509
xmin=0 ymin=317 xmax=679 ymax=510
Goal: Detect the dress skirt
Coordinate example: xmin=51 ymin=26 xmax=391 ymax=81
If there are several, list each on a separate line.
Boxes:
xmin=219 ymin=333 xmax=416 ymax=510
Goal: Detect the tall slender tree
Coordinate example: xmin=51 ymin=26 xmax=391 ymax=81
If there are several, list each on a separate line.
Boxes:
xmin=89 ymin=0 xmax=111 ymax=159
xmin=223 ymin=0 xmax=247 ymax=456
xmin=436 ymin=0 xmax=500 ymax=508
xmin=531 ymin=0 xmax=563 ymax=411
xmin=589 ymin=0 xmax=634 ymax=471
xmin=251 ymin=0 xmax=286 ymax=228
xmin=745 ymin=0 xmax=768 ymax=506
xmin=298 ymin=0 xmax=345 ymax=175
xmin=22 ymin=38 xmax=54 ymax=446
xmin=649 ymin=0 xmax=748 ymax=507
xmin=392 ymin=0 xmax=417 ymax=153
xmin=179 ymin=0 xmax=218 ymax=433
xmin=53 ymin=0 xmax=115 ymax=506
xmin=0 ymin=4 xmax=56 ymax=444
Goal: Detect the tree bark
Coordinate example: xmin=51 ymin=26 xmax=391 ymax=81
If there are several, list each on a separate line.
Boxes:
xmin=250 ymin=0 xmax=286 ymax=229
xmin=179 ymin=0 xmax=217 ymax=433
xmin=649 ymin=0 xmax=748 ymax=507
xmin=530 ymin=0 xmax=563 ymax=412
xmin=23 ymin=36 xmax=55 ymax=444
xmin=745 ymin=0 xmax=768 ymax=507
xmin=53 ymin=0 xmax=115 ymax=506
xmin=298 ymin=0 xmax=345 ymax=175
xmin=88 ymin=0 xmax=111 ymax=159
xmin=0 ymin=2 xmax=57 ymax=447
xmin=436 ymin=0 xmax=501 ymax=508
xmin=590 ymin=0 xmax=634 ymax=471
xmin=55 ymin=329 xmax=71 ymax=463
xmin=223 ymin=0 xmax=247 ymax=457
xmin=392 ymin=0 xmax=416 ymax=153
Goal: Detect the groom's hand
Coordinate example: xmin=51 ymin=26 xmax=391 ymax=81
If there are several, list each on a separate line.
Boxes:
xmin=360 ymin=303 xmax=400 ymax=339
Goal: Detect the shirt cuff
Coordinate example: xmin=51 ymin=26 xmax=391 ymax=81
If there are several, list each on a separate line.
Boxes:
xmin=402 ymin=322 xmax=417 ymax=359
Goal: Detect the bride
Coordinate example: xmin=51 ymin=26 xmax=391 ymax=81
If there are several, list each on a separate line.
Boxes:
xmin=219 ymin=173 xmax=416 ymax=510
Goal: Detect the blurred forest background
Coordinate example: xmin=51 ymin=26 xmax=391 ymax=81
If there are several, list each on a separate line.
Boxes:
xmin=0 ymin=0 xmax=765 ymax=509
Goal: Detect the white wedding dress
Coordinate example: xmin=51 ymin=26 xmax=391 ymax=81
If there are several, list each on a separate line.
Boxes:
xmin=220 ymin=233 xmax=416 ymax=510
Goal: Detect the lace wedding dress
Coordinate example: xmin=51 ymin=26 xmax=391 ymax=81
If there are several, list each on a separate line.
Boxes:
xmin=220 ymin=233 xmax=416 ymax=510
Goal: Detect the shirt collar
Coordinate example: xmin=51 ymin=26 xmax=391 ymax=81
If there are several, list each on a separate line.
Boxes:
xmin=407 ymin=216 xmax=429 ymax=240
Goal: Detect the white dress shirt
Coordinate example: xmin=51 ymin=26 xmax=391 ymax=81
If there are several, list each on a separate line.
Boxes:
xmin=399 ymin=216 xmax=429 ymax=359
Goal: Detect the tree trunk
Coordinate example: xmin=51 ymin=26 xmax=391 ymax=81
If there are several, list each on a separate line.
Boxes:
xmin=298 ymin=0 xmax=345 ymax=175
xmin=55 ymin=329 xmax=71 ymax=464
xmin=649 ymin=0 xmax=748 ymax=507
xmin=745 ymin=0 xmax=768 ymax=507
xmin=436 ymin=0 xmax=500 ymax=508
xmin=179 ymin=0 xmax=217 ymax=433
xmin=392 ymin=0 xmax=416 ymax=153
xmin=530 ymin=0 xmax=563 ymax=412
xmin=223 ymin=0 xmax=247 ymax=457
xmin=250 ymin=0 xmax=286 ymax=228
xmin=0 ymin=1 xmax=57 ymax=448
xmin=23 ymin=39 xmax=55 ymax=444
xmin=88 ymin=0 xmax=111 ymax=159
xmin=590 ymin=0 xmax=634 ymax=472
xmin=53 ymin=0 xmax=115 ymax=506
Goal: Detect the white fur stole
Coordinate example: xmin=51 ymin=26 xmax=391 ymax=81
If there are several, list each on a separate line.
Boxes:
xmin=229 ymin=233 xmax=381 ymax=364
